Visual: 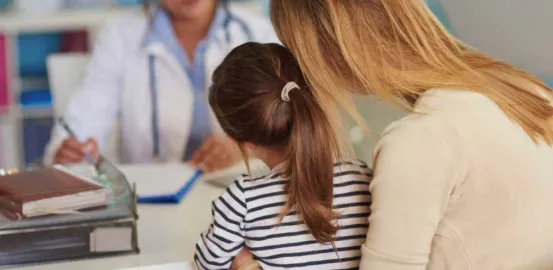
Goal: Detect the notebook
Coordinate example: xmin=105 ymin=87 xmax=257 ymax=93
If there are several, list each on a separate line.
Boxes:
xmin=118 ymin=164 xmax=202 ymax=204
xmin=65 ymin=161 xmax=266 ymax=205
xmin=0 ymin=165 xmax=111 ymax=219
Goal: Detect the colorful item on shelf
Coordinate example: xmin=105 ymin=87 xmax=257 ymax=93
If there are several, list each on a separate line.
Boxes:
xmin=18 ymin=33 xmax=61 ymax=77
xmin=60 ymin=30 xmax=89 ymax=52
xmin=22 ymin=117 xmax=54 ymax=166
xmin=19 ymin=89 xmax=52 ymax=107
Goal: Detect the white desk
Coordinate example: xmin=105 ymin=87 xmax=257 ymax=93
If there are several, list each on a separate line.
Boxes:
xmin=13 ymin=164 xmax=247 ymax=270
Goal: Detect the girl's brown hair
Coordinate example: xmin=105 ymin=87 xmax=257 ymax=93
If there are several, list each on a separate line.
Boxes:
xmin=209 ymin=42 xmax=340 ymax=243
xmin=271 ymin=0 xmax=553 ymax=144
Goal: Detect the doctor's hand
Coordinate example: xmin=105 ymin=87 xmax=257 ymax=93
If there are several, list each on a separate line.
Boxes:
xmin=189 ymin=136 xmax=241 ymax=173
xmin=54 ymin=137 xmax=99 ymax=165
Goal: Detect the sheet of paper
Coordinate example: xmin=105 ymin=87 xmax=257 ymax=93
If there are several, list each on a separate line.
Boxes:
xmin=117 ymin=262 xmax=194 ymax=270
xmin=54 ymin=164 xmax=102 ymax=187
xmin=119 ymin=164 xmax=198 ymax=197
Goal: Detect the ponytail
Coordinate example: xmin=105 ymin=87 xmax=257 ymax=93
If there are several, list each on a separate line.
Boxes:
xmin=209 ymin=42 xmax=342 ymax=244
xmin=280 ymin=86 xmax=340 ymax=244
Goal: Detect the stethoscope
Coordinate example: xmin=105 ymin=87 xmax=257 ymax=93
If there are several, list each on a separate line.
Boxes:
xmin=148 ymin=0 xmax=252 ymax=160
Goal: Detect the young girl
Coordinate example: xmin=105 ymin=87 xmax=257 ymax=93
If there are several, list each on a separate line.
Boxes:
xmin=194 ymin=43 xmax=372 ymax=270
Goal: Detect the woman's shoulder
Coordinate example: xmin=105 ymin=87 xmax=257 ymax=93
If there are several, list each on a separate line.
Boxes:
xmin=376 ymin=90 xmax=472 ymax=166
xmin=415 ymin=88 xmax=498 ymax=113
xmin=395 ymin=88 xmax=504 ymax=133
xmin=376 ymin=88 xmax=511 ymax=170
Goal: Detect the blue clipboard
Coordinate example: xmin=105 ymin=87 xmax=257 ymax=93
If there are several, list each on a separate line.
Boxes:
xmin=136 ymin=170 xmax=203 ymax=204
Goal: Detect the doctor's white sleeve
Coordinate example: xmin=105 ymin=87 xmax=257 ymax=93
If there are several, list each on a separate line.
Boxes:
xmin=44 ymin=21 xmax=124 ymax=165
xmin=195 ymin=179 xmax=247 ymax=270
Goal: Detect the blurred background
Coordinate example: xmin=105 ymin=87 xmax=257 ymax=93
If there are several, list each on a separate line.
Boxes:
xmin=0 ymin=0 xmax=550 ymax=168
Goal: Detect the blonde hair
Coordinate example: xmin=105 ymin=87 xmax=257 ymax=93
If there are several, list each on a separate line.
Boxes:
xmin=271 ymin=0 xmax=553 ymax=144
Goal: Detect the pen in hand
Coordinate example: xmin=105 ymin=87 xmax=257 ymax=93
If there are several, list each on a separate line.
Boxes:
xmin=57 ymin=117 xmax=99 ymax=170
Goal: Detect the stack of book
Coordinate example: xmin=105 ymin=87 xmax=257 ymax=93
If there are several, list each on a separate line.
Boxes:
xmin=0 ymin=160 xmax=139 ymax=267
xmin=0 ymin=165 xmax=112 ymax=220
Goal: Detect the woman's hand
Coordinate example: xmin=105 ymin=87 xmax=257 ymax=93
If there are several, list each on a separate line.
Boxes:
xmin=231 ymin=248 xmax=259 ymax=270
xmin=189 ymin=136 xmax=242 ymax=172
xmin=54 ymin=137 xmax=99 ymax=164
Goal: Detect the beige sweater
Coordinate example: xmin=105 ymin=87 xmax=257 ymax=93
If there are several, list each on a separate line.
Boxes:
xmin=360 ymin=89 xmax=553 ymax=270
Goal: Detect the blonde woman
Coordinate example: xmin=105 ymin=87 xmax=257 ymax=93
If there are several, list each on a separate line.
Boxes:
xmin=231 ymin=0 xmax=553 ymax=269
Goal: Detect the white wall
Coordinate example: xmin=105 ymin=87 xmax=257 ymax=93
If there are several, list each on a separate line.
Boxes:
xmin=439 ymin=0 xmax=553 ymax=79
xmin=343 ymin=96 xmax=407 ymax=164
xmin=348 ymin=0 xmax=553 ymax=163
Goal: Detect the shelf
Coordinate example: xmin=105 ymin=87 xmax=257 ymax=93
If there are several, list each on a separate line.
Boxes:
xmin=0 ymin=1 xmax=263 ymax=34
xmin=0 ymin=7 xmax=139 ymax=33
xmin=0 ymin=104 xmax=53 ymax=120
xmin=20 ymin=107 xmax=54 ymax=119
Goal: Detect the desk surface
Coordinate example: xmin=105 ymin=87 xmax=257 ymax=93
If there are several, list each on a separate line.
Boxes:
xmin=14 ymin=165 xmax=228 ymax=270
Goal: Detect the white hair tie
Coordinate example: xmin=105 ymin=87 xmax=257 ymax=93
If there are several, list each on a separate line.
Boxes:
xmin=281 ymin=81 xmax=300 ymax=102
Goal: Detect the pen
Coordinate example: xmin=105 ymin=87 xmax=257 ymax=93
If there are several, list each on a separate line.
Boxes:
xmin=57 ymin=117 xmax=98 ymax=171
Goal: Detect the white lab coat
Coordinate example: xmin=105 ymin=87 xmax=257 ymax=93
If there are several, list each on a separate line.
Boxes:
xmin=44 ymin=7 xmax=279 ymax=164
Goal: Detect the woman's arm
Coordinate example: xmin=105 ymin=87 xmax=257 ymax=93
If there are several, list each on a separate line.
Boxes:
xmin=360 ymin=120 xmax=460 ymax=270
xmin=230 ymin=248 xmax=261 ymax=270
xmin=195 ymin=180 xmax=248 ymax=269
xmin=44 ymin=20 xmax=125 ymax=165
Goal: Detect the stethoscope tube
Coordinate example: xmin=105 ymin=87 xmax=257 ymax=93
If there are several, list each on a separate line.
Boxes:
xmin=148 ymin=55 xmax=161 ymax=160
xmin=148 ymin=1 xmax=252 ymax=160
xmin=221 ymin=0 xmax=253 ymax=42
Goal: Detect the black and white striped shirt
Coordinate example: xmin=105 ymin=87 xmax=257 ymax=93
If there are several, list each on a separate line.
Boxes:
xmin=195 ymin=161 xmax=373 ymax=270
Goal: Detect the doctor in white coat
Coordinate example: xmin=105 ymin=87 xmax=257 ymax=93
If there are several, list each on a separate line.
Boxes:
xmin=44 ymin=0 xmax=278 ymax=171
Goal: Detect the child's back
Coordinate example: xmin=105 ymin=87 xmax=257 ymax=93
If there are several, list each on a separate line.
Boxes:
xmin=196 ymin=161 xmax=372 ymax=269
xmin=194 ymin=42 xmax=373 ymax=269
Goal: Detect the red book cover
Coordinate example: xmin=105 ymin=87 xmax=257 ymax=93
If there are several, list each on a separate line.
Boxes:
xmin=0 ymin=34 xmax=7 ymax=107
xmin=0 ymin=167 xmax=104 ymax=218
xmin=60 ymin=30 xmax=89 ymax=53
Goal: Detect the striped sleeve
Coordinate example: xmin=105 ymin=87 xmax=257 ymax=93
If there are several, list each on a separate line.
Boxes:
xmin=195 ymin=179 xmax=247 ymax=270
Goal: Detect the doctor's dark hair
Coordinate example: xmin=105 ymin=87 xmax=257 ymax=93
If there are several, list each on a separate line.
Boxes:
xmin=209 ymin=42 xmax=340 ymax=244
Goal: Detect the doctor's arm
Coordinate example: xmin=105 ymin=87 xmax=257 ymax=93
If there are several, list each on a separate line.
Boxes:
xmin=359 ymin=122 xmax=458 ymax=270
xmin=190 ymin=136 xmax=242 ymax=172
xmin=44 ymin=21 xmax=124 ymax=165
